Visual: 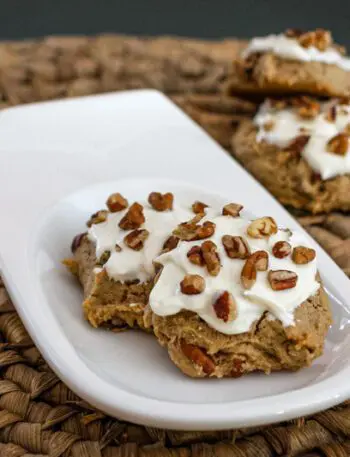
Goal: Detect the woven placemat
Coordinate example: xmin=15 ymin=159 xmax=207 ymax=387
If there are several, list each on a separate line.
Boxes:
xmin=0 ymin=34 xmax=350 ymax=456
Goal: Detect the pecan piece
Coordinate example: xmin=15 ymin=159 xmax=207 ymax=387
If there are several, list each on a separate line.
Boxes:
xmin=162 ymin=235 xmax=180 ymax=252
xmin=247 ymin=217 xmax=278 ymax=238
xmin=192 ymin=201 xmax=208 ymax=214
xmin=231 ymin=359 xmax=244 ymax=378
xmin=119 ymin=202 xmax=145 ymax=230
xmin=87 ymin=210 xmax=108 ymax=227
xmin=213 ymin=291 xmax=237 ymax=322
xmin=222 ymin=203 xmax=243 ymax=217
xmin=250 ymin=250 xmax=268 ymax=271
xmin=201 ymin=240 xmax=221 ymax=276
xmin=148 ymin=192 xmax=173 ymax=211
xmin=181 ymin=341 xmax=215 ymax=375
xmin=272 ymin=241 xmax=292 ymax=259
xmin=97 ymin=250 xmax=111 ymax=266
xmin=291 ymin=96 xmax=320 ymax=119
xmin=292 ymin=246 xmax=316 ymax=264
xmin=106 ymin=192 xmax=128 ymax=212
xmin=325 ymin=105 xmax=337 ymax=122
xmin=327 ymin=133 xmax=349 ymax=156
xmin=187 ymin=245 xmax=205 ymax=266
xmin=222 ymin=235 xmax=250 ymax=259
xmin=298 ymin=29 xmax=332 ymax=51
xmin=124 ymin=229 xmax=149 ymax=251
xmin=71 ymin=232 xmax=86 ymax=253
xmin=263 ymin=120 xmax=275 ymax=131
xmin=180 ymin=274 xmax=205 ymax=295
xmin=268 ymin=270 xmax=298 ymax=291
xmin=173 ymin=220 xmax=215 ymax=241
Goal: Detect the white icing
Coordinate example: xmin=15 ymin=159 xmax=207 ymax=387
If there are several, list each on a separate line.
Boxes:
xmin=87 ymin=202 xmax=193 ymax=282
xmin=254 ymin=100 xmax=350 ymax=179
xmin=149 ymin=216 xmax=320 ymax=335
xmin=243 ymin=34 xmax=350 ymax=71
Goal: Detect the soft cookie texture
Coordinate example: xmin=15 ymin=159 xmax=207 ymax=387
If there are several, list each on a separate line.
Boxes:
xmin=144 ymin=284 xmax=331 ymax=378
xmin=232 ymin=119 xmax=350 ymax=214
xmin=65 ymin=236 xmax=152 ymax=331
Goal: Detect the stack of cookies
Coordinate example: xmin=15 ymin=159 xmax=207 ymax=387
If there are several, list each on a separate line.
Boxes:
xmin=64 ymin=190 xmax=331 ymax=378
xmin=225 ymin=29 xmax=350 ymax=214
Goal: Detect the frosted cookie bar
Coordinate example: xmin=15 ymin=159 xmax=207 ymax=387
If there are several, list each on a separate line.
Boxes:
xmin=64 ymin=191 xmax=191 ymax=331
xmin=232 ymin=96 xmax=350 ymax=213
xmin=225 ymin=29 xmax=350 ymax=98
xmin=144 ymin=205 xmax=331 ymax=378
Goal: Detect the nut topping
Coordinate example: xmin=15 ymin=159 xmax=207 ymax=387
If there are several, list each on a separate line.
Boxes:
xmin=292 ymin=246 xmax=316 ymax=264
xmin=213 ymin=291 xmax=237 ymax=322
xmin=173 ymin=220 xmax=215 ymax=241
xmin=148 ymin=192 xmax=174 ymax=211
xmin=162 ymin=235 xmax=180 ymax=252
xmin=192 ymin=201 xmax=208 ymax=214
xmin=325 ymin=105 xmax=337 ymax=122
xmin=222 ymin=235 xmax=250 ymax=259
xmin=263 ymin=120 xmax=275 ymax=131
xmin=201 ymin=241 xmax=221 ymax=276
xmin=290 ymin=28 xmax=332 ymax=51
xmin=241 ymin=256 xmax=257 ymax=290
xmin=97 ymin=250 xmax=111 ymax=266
xmin=268 ymin=270 xmax=298 ymax=291
xmin=181 ymin=341 xmax=215 ymax=375
xmin=291 ymin=96 xmax=320 ymax=119
xmin=71 ymin=233 xmax=86 ymax=253
xmin=87 ymin=210 xmax=108 ymax=227
xmin=106 ymin=193 xmax=128 ymax=212
xmin=249 ymin=250 xmax=269 ymax=271
xmin=327 ymin=133 xmax=349 ymax=156
xmin=180 ymin=274 xmax=205 ymax=295
xmin=124 ymin=229 xmax=149 ymax=251
xmin=222 ymin=203 xmax=243 ymax=217
xmin=119 ymin=202 xmax=145 ymax=230
xmin=247 ymin=217 xmax=278 ymax=238
xmin=187 ymin=245 xmax=205 ymax=266
xmin=272 ymin=241 xmax=292 ymax=259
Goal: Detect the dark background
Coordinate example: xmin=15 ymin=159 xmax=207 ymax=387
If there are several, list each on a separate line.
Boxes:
xmin=1 ymin=0 xmax=350 ymax=46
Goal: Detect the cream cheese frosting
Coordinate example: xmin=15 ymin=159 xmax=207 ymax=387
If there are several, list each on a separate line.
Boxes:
xmin=254 ymin=100 xmax=350 ymax=179
xmin=87 ymin=202 xmax=192 ymax=282
xmin=243 ymin=33 xmax=350 ymax=71
xmin=149 ymin=214 xmax=320 ymax=335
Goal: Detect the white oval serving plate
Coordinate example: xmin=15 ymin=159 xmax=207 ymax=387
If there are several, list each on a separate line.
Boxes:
xmin=0 ymin=90 xmax=349 ymax=430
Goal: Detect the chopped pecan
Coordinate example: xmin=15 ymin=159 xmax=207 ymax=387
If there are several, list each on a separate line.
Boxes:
xmin=180 ymin=274 xmax=206 ymax=295
xmin=297 ymin=29 xmax=332 ymax=51
xmin=71 ymin=232 xmax=86 ymax=253
xmin=192 ymin=201 xmax=208 ymax=214
xmin=231 ymin=359 xmax=244 ymax=378
xmin=292 ymin=246 xmax=316 ymax=264
xmin=181 ymin=341 xmax=215 ymax=375
xmin=87 ymin=210 xmax=108 ymax=227
xmin=327 ymin=133 xmax=349 ymax=155
xmin=285 ymin=28 xmax=304 ymax=38
xmin=213 ymin=291 xmax=237 ymax=322
xmin=124 ymin=229 xmax=149 ymax=251
xmin=272 ymin=241 xmax=292 ymax=259
xmin=97 ymin=250 xmax=111 ymax=266
xmin=201 ymin=241 xmax=221 ymax=276
xmin=291 ymin=96 xmax=320 ymax=119
xmin=162 ymin=235 xmax=180 ymax=252
xmin=119 ymin=202 xmax=145 ymax=230
xmin=241 ymin=257 xmax=257 ymax=290
xmin=148 ymin=192 xmax=173 ymax=211
xmin=173 ymin=220 xmax=215 ymax=241
xmin=268 ymin=270 xmax=298 ymax=291
xmin=249 ymin=250 xmax=268 ymax=271
xmin=269 ymin=98 xmax=287 ymax=110
xmin=247 ymin=217 xmax=278 ymax=238
xmin=187 ymin=245 xmax=205 ymax=266
xmin=106 ymin=192 xmax=128 ymax=212
xmin=284 ymin=135 xmax=310 ymax=156
xmin=115 ymin=244 xmax=122 ymax=252
xmin=222 ymin=235 xmax=250 ymax=259
xmin=343 ymin=123 xmax=350 ymax=135
xmin=325 ymin=105 xmax=337 ymax=122
xmin=222 ymin=203 xmax=243 ymax=217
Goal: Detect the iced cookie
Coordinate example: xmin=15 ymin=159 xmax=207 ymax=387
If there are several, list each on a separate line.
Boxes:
xmin=64 ymin=191 xmax=191 ymax=331
xmin=232 ymin=96 xmax=350 ymax=213
xmin=145 ymin=206 xmax=331 ymax=378
xmin=225 ymin=29 xmax=350 ymax=98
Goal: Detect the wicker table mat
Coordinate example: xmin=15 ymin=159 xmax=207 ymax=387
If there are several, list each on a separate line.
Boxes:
xmin=0 ymin=34 xmax=350 ymax=457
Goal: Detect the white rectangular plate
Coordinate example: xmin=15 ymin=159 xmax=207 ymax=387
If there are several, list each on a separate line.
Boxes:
xmin=0 ymin=90 xmax=349 ymax=430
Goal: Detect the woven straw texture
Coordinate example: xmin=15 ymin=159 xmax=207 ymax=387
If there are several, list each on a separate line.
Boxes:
xmin=0 ymin=34 xmax=349 ymax=456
